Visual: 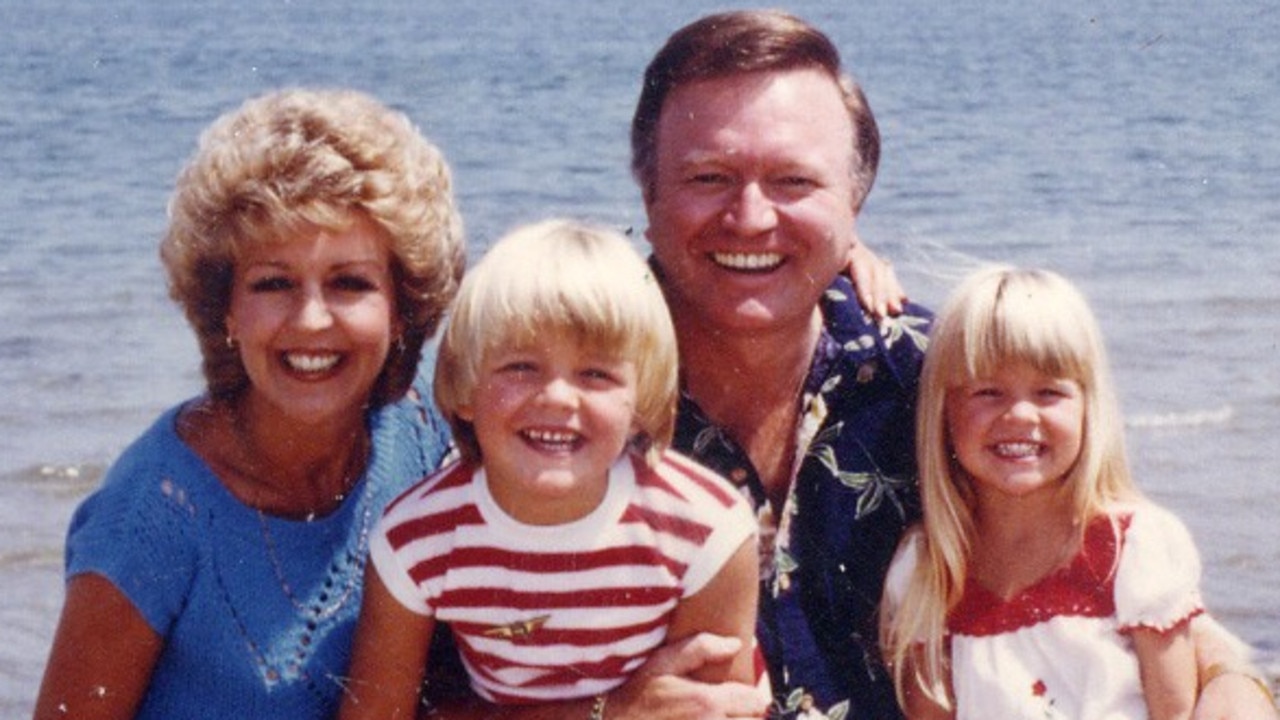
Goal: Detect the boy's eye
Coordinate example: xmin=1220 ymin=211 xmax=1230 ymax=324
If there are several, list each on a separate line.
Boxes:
xmin=1040 ymin=382 xmax=1078 ymax=399
xmin=247 ymin=276 xmax=292 ymax=293
xmin=497 ymin=360 xmax=537 ymax=374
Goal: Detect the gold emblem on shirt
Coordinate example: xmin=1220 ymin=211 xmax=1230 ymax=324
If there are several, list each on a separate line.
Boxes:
xmin=483 ymin=614 xmax=551 ymax=640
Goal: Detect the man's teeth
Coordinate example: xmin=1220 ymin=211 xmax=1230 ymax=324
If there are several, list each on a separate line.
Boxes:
xmin=993 ymin=442 xmax=1040 ymax=458
xmin=713 ymin=252 xmax=783 ymax=271
xmin=286 ymin=353 xmax=340 ymax=372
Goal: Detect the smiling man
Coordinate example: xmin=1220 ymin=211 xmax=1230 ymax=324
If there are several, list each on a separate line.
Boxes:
xmin=632 ymin=12 xmax=930 ymax=718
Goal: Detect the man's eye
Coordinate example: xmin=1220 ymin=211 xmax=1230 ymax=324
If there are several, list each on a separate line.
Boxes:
xmin=776 ymin=176 xmax=816 ymax=187
xmin=689 ymin=172 xmax=730 ymax=185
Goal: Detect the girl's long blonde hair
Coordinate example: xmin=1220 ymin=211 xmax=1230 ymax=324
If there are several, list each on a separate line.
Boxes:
xmin=882 ymin=266 xmax=1141 ymax=709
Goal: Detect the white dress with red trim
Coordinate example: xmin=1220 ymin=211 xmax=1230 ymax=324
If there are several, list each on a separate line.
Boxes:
xmin=885 ymin=502 xmax=1203 ymax=720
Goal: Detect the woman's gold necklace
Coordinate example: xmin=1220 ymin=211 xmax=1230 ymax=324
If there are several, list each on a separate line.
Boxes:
xmin=229 ymin=407 xmax=373 ymax=617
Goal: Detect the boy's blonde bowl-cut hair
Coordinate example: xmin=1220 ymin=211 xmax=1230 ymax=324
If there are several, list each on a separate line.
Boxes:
xmin=435 ymin=219 xmax=678 ymax=467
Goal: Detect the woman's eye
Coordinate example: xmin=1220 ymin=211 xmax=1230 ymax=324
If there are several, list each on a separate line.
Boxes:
xmin=332 ymin=274 xmax=378 ymax=292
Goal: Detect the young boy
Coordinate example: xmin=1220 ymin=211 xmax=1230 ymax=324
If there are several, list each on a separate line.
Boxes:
xmin=339 ymin=219 xmax=762 ymax=719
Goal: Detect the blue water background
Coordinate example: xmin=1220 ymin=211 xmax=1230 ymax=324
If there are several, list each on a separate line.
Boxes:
xmin=2 ymin=0 xmax=1277 ymax=712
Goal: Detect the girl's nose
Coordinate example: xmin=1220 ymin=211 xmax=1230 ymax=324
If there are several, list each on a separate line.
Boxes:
xmin=1003 ymin=398 xmax=1039 ymax=423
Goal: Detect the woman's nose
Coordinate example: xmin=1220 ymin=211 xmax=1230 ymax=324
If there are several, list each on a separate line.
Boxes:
xmin=295 ymin=288 xmax=335 ymax=330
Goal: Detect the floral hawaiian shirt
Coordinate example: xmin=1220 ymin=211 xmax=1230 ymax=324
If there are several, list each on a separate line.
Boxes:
xmin=671 ymin=276 xmax=931 ymax=720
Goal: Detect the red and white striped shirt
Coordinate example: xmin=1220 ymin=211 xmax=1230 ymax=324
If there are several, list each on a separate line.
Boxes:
xmin=370 ymin=450 xmax=757 ymax=704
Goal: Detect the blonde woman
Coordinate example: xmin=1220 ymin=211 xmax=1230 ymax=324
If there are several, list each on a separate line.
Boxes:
xmin=35 ymin=88 xmax=463 ymax=720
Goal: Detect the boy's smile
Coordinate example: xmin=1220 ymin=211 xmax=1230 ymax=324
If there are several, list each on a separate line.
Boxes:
xmin=459 ymin=333 xmax=639 ymax=525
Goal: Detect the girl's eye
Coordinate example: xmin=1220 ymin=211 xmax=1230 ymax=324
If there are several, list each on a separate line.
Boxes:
xmin=247 ymin=276 xmax=292 ymax=293
xmin=581 ymin=367 xmax=616 ymax=383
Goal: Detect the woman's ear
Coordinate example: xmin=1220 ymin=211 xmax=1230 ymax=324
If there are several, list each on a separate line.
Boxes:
xmin=455 ymin=402 xmax=475 ymax=423
xmin=225 ymin=313 xmax=239 ymax=345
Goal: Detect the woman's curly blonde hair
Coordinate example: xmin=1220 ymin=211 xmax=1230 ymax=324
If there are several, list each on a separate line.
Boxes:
xmin=160 ymin=88 xmax=465 ymax=407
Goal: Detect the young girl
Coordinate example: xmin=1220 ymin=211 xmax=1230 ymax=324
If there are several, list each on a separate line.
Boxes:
xmin=339 ymin=219 xmax=762 ymax=719
xmin=880 ymin=266 xmax=1203 ymax=720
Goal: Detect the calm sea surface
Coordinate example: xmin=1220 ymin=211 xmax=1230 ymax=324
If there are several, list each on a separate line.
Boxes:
xmin=2 ymin=0 xmax=1276 ymax=712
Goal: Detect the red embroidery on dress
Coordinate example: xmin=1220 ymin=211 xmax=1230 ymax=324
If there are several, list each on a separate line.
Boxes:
xmin=948 ymin=514 xmax=1134 ymax=636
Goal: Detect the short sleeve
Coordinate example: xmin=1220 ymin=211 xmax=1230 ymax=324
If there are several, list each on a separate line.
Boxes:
xmin=1114 ymin=503 xmax=1203 ymax=632
xmin=367 ymin=510 xmax=436 ymax=617
xmin=64 ymin=426 xmax=201 ymax=636
xmin=681 ymin=491 xmax=757 ymax=597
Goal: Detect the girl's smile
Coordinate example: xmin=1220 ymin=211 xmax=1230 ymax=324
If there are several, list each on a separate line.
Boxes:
xmin=947 ymin=361 xmax=1085 ymax=501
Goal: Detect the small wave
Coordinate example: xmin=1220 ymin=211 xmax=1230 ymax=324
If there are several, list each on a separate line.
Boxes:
xmin=1127 ymin=405 xmax=1233 ymax=429
xmin=0 ymin=547 xmax=62 ymax=570
xmin=1 ymin=463 xmax=104 ymax=497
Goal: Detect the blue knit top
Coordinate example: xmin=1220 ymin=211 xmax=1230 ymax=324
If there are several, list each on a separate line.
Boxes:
xmin=63 ymin=373 xmax=452 ymax=719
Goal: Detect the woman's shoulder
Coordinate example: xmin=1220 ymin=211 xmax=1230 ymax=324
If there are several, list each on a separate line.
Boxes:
xmin=84 ymin=399 xmax=225 ymax=513
xmin=65 ymin=400 xmax=223 ymax=630
xmin=369 ymin=358 xmax=453 ymax=483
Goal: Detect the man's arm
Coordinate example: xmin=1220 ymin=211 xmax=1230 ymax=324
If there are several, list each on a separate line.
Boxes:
xmin=1191 ymin=616 xmax=1277 ymax=720
xmin=426 ymin=635 xmax=769 ymax=720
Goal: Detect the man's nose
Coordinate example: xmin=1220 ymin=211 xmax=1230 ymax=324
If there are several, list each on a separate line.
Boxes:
xmin=723 ymin=181 xmax=778 ymax=234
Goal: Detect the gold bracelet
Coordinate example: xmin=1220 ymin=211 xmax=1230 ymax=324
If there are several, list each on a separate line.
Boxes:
xmin=1199 ymin=662 xmax=1277 ymax=709
xmin=588 ymin=693 xmax=608 ymax=720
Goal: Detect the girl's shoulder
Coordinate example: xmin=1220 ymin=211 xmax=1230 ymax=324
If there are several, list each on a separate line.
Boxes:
xmin=1105 ymin=501 xmax=1204 ymax=631
xmin=1100 ymin=500 xmax=1198 ymax=552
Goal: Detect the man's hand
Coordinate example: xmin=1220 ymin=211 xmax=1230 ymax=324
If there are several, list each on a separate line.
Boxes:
xmin=1194 ymin=672 xmax=1278 ymax=720
xmin=1191 ymin=617 xmax=1278 ymax=720
xmin=607 ymin=634 xmax=771 ymax=720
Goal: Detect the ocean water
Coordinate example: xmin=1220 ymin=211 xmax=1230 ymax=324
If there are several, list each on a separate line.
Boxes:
xmin=2 ymin=0 xmax=1276 ymax=712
